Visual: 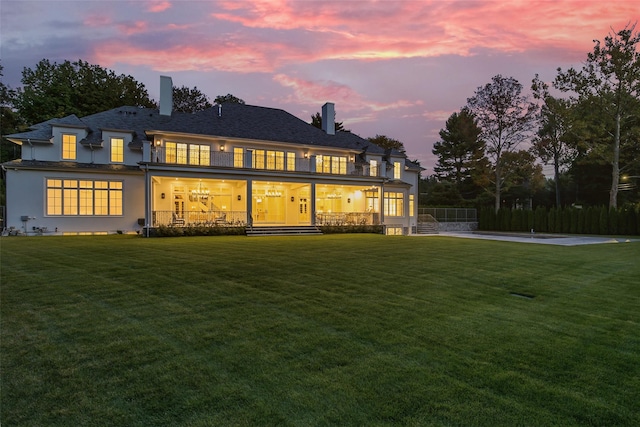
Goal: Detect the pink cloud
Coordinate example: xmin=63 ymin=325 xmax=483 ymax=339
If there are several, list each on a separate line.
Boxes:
xmin=146 ymin=1 xmax=172 ymax=13
xmin=272 ymin=74 xmax=421 ymax=128
xmin=92 ymin=1 xmax=638 ymax=77
xmin=211 ymin=0 xmax=638 ymax=61
xmin=118 ymin=21 xmax=149 ymax=36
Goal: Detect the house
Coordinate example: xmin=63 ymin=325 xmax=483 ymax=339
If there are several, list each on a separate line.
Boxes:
xmin=2 ymin=77 xmax=421 ymax=236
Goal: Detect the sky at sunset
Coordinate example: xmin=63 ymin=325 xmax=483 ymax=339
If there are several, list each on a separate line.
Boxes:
xmin=1 ymin=0 xmax=638 ymax=172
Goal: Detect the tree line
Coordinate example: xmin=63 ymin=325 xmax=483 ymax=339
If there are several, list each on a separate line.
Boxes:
xmin=428 ymin=24 xmax=640 ymax=212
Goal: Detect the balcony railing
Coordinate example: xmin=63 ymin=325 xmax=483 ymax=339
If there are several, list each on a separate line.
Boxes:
xmin=152 ymin=210 xmax=379 ymax=227
xmin=149 ymin=149 xmax=381 ymax=177
xmin=153 ymin=210 xmax=247 ymax=227
xmin=315 ymin=212 xmax=379 ymax=226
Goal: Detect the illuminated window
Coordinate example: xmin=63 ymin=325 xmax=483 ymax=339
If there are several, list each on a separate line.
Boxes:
xmin=316 ymin=155 xmax=347 ymax=174
xmin=394 ymin=161 xmax=401 ymax=180
xmin=286 ymin=152 xmax=296 ymax=171
xmin=266 ymin=151 xmax=276 ymax=169
xmin=384 ymin=192 xmax=404 ymax=217
xmin=254 ymin=150 xmax=265 ymax=169
xmin=46 ymin=179 xmax=123 ymax=216
xmin=370 ymin=160 xmax=378 ymax=176
xmin=199 ymin=145 xmax=210 ymax=166
xmin=79 ymin=180 xmax=94 ymax=215
xmin=62 ymin=134 xmax=76 ymax=160
xmin=409 ymin=194 xmax=415 ymax=217
xmin=176 ymin=143 xmax=187 ymax=164
xmin=188 ymin=144 xmax=209 ymax=165
xmin=111 ymin=138 xmax=124 ymax=163
xmin=165 ymin=142 xmax=176 ymax=163
xmin=275 ymin=152 xmax=285 ymax=170
xmin=47 ymin=179 xmax=62 ymax=215
xmin=365 ymin=189 xmax=379 ymax=212
xmin=234 ymin=147 xmax=244 ymax=168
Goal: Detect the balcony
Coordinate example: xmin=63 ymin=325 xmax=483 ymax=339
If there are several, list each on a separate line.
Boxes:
xmin=149 ymin=149 xmax=381 ymax=177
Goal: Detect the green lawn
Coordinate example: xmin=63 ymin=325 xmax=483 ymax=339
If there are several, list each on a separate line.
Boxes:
xmin=1 ymin=234 xmax=639 ymax=426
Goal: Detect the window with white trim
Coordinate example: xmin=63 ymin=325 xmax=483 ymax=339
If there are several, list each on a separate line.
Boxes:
xmin=62 ymin=134 xmax=77 ymax=160
xmin=111 ymin=138 xmax=124 ymax=163
xmin=394 ymin=161 xmax=401 ymax=180
xmin=384 ymin=191 xmax=404 ymax=217
xmin=46 ymin=179 xmax=123 ymax=216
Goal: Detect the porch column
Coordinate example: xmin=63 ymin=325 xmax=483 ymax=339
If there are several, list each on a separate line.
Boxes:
xmin=246 ymin=179 xmax=253 ymax=227
xmin=310 ymin=183 xmax=316 ymax=226
xmin=144 ymin=166 xmax=151 ymax=237
xmin=379 ymin=184 xmax=384 ymax=226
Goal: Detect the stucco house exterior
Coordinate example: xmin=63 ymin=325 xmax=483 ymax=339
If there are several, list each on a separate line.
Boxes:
xmin=3 ymin=77 xmax=421 ymax=236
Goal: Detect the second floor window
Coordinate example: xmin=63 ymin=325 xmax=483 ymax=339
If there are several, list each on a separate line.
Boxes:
xmin=111 ymin=138 xmax=124 ymax=163
xmin=62 ymin=134 xmax=76 ymax=160
xmin=165 ymin=142 xmax=209 ymax=165
xmin=316 ymin=155 xmax=347 ymax=175
xmin=394 ymin=162 xmax=401 ymax=180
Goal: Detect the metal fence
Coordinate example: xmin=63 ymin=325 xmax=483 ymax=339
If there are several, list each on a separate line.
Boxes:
xmin=419 ymin=208 xmax=477 ymax=223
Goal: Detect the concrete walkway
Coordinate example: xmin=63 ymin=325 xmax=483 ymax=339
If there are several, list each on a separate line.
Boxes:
xmin=414 ymin=231 xmax=640 ymax=246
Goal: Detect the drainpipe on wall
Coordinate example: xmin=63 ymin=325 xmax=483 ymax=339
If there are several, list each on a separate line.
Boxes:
xmin=144 ymin=164 xmax=150 ymax=237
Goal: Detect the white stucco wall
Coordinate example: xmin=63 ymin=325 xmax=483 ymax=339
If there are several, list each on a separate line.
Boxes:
xmin=4 ymin=168 xmax=145 ymax=235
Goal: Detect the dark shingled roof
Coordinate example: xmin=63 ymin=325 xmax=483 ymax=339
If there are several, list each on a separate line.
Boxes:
xmin=8 ymin=104 xmax=398 ymax=156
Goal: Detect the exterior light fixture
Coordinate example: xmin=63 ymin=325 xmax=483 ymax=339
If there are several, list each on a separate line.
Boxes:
xmin=304 ymin=151 xmax=309 ymax=158
xmin=237 ymin=195 xmax=242 ymax=201
xmin=220 ymin=144 xmax=225 ymax=151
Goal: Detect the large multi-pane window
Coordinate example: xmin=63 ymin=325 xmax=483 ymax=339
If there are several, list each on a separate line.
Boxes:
xmin=165 ymin=142 xmax=207 ymax=165
xmin=62 ymin=134 xmax=76 ymax=160
xmin=189 ymin=144 xmax=210 ymax=166
xmin=316 ymin=155 xmax=347 ymax=175
xmin=384 ymin=191 xmax=404 ymax=217
xmin=46 ymin=179 xmax=123 ymax=216
xmin=111 ymin=138 xmax=124 ymax=163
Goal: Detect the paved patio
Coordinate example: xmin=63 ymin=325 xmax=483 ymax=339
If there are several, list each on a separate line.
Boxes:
xmin=415 ymin=231 xmax=640 ymax=246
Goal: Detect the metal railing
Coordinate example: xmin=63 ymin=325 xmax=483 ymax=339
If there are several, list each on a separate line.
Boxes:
xmin=315 ymin=212 xmax=379 ymax=226
xmin=153 ymin=210 xmax=247 ymax=227
xmin=419 ymin=208 xmax=477 ymax=223
xmin=150 ymin=149 xmax=381 ymax=177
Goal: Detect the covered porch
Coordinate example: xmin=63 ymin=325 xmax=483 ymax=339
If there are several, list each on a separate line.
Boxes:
xmin=148 ymin=176 xmax=381 ymax=228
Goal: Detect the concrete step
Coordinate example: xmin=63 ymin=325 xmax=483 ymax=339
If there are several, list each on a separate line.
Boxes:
xmin=246 ymin=226 xmax=323 ymax=237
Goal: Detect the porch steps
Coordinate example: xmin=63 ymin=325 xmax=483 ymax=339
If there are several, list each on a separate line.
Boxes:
xmin=417 ymin=222 xmax=439 ymax=234
xmin=246 ymin=226 xmax=323 ymax=237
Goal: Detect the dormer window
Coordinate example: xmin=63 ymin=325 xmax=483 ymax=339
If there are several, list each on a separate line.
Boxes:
xmin=111 ymin=138 xmax=124 ymax=163
xmin=394 ymin=161 xmax=401 ymax=180
xmin=62 ymin=134 xmax=77 ymax=160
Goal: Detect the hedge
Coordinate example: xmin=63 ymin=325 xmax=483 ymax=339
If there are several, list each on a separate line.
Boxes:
xmin=478 ymin=206 xmax=640 ymax=236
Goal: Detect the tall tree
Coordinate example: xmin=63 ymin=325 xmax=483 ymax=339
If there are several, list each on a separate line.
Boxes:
xmin=310 ymin=112 xmax=346 ymax=132
xmin=432 ymin=108 xmax=485 ymax=199
xmin=173 ymin=85 xmax=213 ymax=113
xmin=499 ymin=150 xmax=546 ymax=209
xmin=531 ymin=75 xmax=581 ymax=207
xmin=214 ymin=93 xmax=245 ymax=104
xmin=0 ymin=62 xmax=23 ymax=162
xmin=367 ymin=134 xmax=406 ymax=153
xmin=554 ymin=23 xmax=640 ymax=209
xmin=467 ymin=75 xmax=538 ymax=211
xmin=14 ymin=59 xmax=154 ymax=124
